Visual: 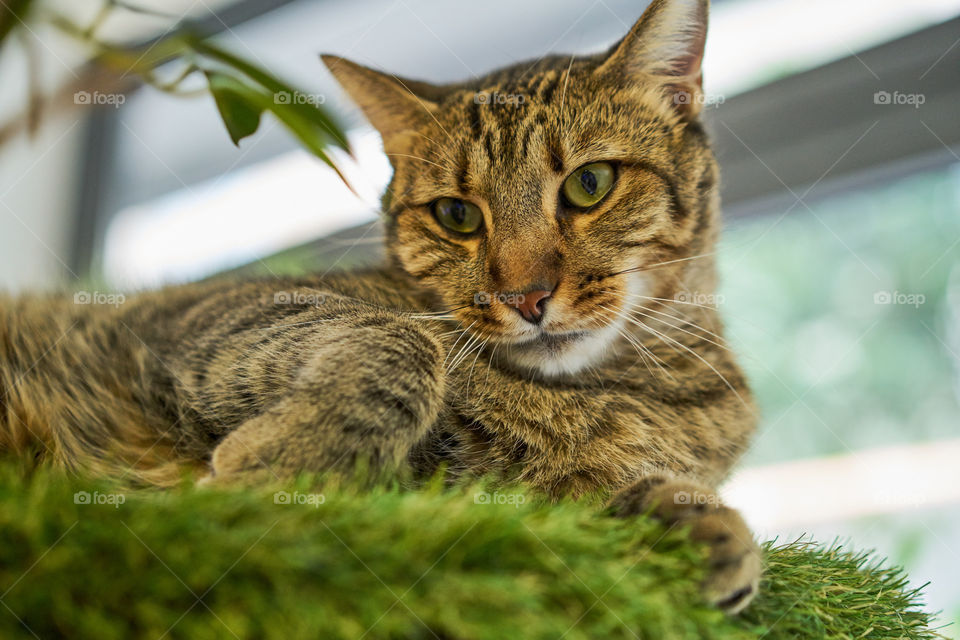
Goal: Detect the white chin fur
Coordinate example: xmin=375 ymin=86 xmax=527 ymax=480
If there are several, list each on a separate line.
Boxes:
xmin=501 ymin=318 xmax=625 ymax=378
xmin=499 ymin=273 xmax=648 ymax=378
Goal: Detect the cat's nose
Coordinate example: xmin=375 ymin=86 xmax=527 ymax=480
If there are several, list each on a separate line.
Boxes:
xmin=509 ymin=287 xmax=553 ymax=324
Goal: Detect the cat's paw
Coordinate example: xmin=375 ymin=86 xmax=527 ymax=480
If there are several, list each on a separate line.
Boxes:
xmin=196 ymin=465 xmax=275 ymax=488
xmin=608 ymin=478 xmax=762 ymax=614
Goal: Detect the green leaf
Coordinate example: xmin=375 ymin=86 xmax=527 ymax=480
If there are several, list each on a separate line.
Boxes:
xmin=205 ymin=71 xmax=263 ymax=146
xmin=190 ymin=37 xmax=351 ymax=155
xmin=202 ymin=70 xmax=354 ymax=190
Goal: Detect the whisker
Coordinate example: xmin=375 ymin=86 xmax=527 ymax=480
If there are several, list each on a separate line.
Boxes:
xmin=449 ymin=330 xmax=488 ymax=373
xmin=483 ymin=343 xmax=501 ymax=387
xmin=608 ymin=252 xmax=716 ymax=278
xmin=410 ymin=131 xmax=458 ymax=165
xmin=558 ymin=53 xmax=576 ymax=136
xmin=574 ymin=305 xmax=672 ymax=381
xmin=595 ymin=304 xmax=670 ymax=376
xmin=625 ymin=306 xmax=731 ymax=353
xmin=385 ymin=153 xmax=445 ymax=169
xmin=638 ymin=304 xmax=725 ymax=341
xmin=625 ymin=293 xmax=719 ymax=312
xmin=610 ymin=305 xmax=750 ymax=410
xmin=448 ymin=324 xmax=490 ymax=372
xmin=624 ymin=297 xmax=727 ymax=341
xmin=389 ymin=74 xmax=457 ymax=145
xmin=443 ymin=320 xmax=476 ymax=369
xmin=464 ymin=336 xmax=490 ymax=400
xmin=447 ymin=332 xmax=478 ymax=372
xmin=404 ymin=303 xmax=473 ymax=319
xmin=616 ymin=326 xmax=675 ymax=382
xmin=598 ymin=290 xmax=727 ymax=342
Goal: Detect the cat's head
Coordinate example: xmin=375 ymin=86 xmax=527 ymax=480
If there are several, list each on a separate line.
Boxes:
xmin=324 ymin=0 xmax=719 ymax=378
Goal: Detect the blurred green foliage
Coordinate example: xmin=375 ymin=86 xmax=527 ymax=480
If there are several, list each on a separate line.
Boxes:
xmin=717 ymin=165 xmax=960 ymax=631
xmin=718 ymin=165 xmax=960 ymax=464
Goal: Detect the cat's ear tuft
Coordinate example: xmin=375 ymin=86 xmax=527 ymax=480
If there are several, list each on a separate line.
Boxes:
xmin=597 ymin=0 xmax=709 ymax=118
xmin=321 ymin=55 xmax=440 ymax=153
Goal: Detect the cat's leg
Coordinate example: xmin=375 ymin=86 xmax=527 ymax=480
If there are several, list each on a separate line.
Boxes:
xmin=607 ymin=475 xmax=761 ymax=614
xmin=203 ymin=315 xmax=446 ymax=484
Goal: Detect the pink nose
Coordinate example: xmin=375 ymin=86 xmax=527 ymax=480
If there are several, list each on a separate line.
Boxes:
xmin=509 ymin=289 xmax=552 ymax=324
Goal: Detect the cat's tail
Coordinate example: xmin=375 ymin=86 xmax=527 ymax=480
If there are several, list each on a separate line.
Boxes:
xmin=0 ymin=294 xmax=57 ymax=460
xmin=0 ymin=294 xmax=203 ymax=486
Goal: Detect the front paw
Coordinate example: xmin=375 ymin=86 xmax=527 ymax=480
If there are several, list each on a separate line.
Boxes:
xmin=608 ymin=479 xmax=762 ymax=614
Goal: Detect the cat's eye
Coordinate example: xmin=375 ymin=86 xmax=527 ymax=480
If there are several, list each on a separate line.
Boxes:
xmin=562 ymin=162 xmax=615 ymax=209
xmin=432 ymin=198 xmax=483 ymax=235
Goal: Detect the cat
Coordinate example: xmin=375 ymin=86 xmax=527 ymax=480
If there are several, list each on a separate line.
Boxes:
xmin=0 ymin=0 xmax=761 ymax=613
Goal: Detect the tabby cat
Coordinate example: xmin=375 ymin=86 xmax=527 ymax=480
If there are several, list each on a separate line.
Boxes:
xmin=0 ymin=0 xmax=761 ymax=612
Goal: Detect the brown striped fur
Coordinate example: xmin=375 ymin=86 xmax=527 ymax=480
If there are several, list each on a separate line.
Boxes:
xmin=0 ymin=0 xmax=761 ymax=612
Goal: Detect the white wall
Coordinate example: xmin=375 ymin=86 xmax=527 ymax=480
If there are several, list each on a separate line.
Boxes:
xmin=0 ymin=115 xmax=85 ymax=293
xmin=0 ymin=0 xmax=241 ymax=294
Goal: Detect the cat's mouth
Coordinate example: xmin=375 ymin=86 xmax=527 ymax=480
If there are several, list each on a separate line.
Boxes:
xmin=457 ymin=280 xmax=640 ymax=377
xmin=496 ymin=321 xmax=623 ymax=378
xmin=512 ymin=330 xmax=589 ymax=351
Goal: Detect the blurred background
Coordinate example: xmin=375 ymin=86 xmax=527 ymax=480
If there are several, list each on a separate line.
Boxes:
xmin=0 ymin=0 xmax=958 ymax=630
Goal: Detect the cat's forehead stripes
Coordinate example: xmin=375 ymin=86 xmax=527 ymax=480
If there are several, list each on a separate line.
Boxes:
xmin=442 ymin=99 xmax=558 ymax=233
xmin=440 ymin=103 xmax=569 ymax=210
xmin=382 ymin=52 xmax=684 ymax=220
xmin=444 ymin=59 xmax=596 ymax=178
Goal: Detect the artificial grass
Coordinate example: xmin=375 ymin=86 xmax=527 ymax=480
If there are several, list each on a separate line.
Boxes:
xmin=0 ymin=463 xmax=940 ymax=640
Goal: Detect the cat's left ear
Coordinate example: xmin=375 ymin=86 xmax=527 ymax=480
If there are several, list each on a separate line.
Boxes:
xmin=321 ymin=55 xmax=443 ymax=155
xmin=597 ymin=0 xmax=709 ymax=119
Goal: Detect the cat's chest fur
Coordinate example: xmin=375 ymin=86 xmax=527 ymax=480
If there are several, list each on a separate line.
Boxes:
xmin=419 ymin=352 xmax=743 ymax=498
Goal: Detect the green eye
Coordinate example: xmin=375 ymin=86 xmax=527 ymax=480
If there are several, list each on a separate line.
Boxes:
xmin=432 ymin=198 xmax=483 ymax=235
xmin=562 ymin=162 xmax=615 ymax=208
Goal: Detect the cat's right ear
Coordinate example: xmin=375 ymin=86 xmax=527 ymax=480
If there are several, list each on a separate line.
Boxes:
xmin=321 ymin=55 xmax=440 ymax=154
xmin=596 ymin=0 xmax=709 ymax=118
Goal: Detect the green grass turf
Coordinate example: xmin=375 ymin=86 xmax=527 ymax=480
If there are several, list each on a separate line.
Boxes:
xmin=0 ymin=463 xmax=942 ymax=639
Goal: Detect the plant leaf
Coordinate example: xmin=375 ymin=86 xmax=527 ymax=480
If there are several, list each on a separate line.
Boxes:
xmin=191 ymin=37 xmax=351 ymax=155
xmin=202 ymin=70 xmax=354 ymax=192
xmin=263 ymin=99 xmax=355 ymax=194
xmin=205 ymin=71 xmax=263 ymax=146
